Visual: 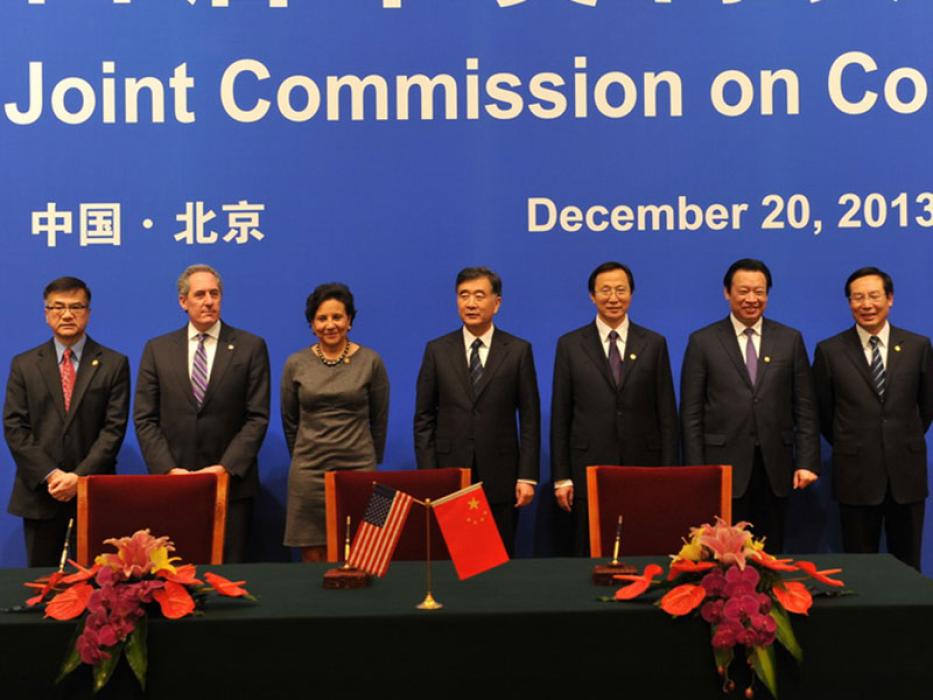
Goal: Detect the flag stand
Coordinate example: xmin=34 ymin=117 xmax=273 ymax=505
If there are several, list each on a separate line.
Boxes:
xmin=416 ymin=498 xmax=443 ymax=610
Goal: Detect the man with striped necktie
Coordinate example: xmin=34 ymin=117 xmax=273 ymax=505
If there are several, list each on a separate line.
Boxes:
xmin=134 ymin=264 xmax=269 ymax=562
xmin=414 ymin=267 xmax=540 ymax=554
xmin=814 ymin=267 xmax=933 ymax=570
xmin=4 ymin=277 xmax=129 ymax=567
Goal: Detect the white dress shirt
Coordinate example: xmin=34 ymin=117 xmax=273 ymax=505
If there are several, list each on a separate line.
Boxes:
xmin=462 ymin=325 xmax=494 ymax=367
xmin=595 ymin=314 xmax=629 ymax=359
xmin=856 ymin=321 xmax=890 ymax=369
xmin=730 ymin=314 xmax=763 ymax=357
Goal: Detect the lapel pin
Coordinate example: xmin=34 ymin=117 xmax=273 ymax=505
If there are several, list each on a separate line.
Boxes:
xmin=91 ymin=359 xmax=99 ymax=366
xmin=629 ymin=353 xmax=637 ymax=360
xmin=895 ymin=345 xmax=902 ymax=352
xmin=228 ymin=344 xmax=235 ymax=350
xmin=764 ymin=356 xmax=771 ymax=363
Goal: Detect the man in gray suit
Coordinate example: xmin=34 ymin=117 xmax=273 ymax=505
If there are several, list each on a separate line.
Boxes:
xmin=681 ymin=259 xmax=820 ymax=552
xmin=814 ymin=267 xmax=933 ymax=570
xmin=4 ymin=277 xmax=129 ymax=567
xmin=134 ymin=264 xmax=269 ymax=562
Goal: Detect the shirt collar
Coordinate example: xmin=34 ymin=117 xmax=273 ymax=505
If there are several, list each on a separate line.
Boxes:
xmin=54 ymin=335 xmax=87 ymax=364
xmin=855 ymin=321 xmax=890 ymax=349
xmin=595 ymin=315 xmax=629 ymax=343
xmin=730 ymin=313 xmax=763 ymax=338
xmin=463 ymin=324 xmax=495 ymax=350
xmin=189 ymin=320 xmax=221 ymax=341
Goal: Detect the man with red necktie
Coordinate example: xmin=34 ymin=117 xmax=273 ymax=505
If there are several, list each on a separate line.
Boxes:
xmin=4 ymin=277 xmax=130 ymax=567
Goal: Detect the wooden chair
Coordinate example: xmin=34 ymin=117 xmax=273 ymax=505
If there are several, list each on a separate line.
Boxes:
xmin=325 ymin=468 xmax=471 ymax=563
xmin=76 ymin=472 xmax=228 ymax=566
xmin=586 ymin=465 xmax=732 ymax=557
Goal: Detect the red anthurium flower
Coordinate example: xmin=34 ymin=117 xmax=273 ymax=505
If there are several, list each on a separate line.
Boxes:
xmin=751 ymin=551 xmax=798 ymax=572
xmin=61 ymin=561 xmax=101 ymax=585
xmin=795 ymin=560 xmax=845 ymax=587
xmin=204 ymin=571 xmax=251 ymax=598
xmin=153 ymin=581 xmax=196 ymax=619
xmin=157 ymin=563 xmax=203 ymax=586
xmin=772 ymin=581 xmax=813 ymax=615
xmin=24 ymin=571 xmax=64 ymax=607
xmin=668 ymin=559 xmax=716 ymax=581
xmin=660 ymin=583 xmax=707 ymax=616
xmin=45 ymin=582 xmax=94 ymax=620
xmin=614 ymin=563 xmax=663 ymax=600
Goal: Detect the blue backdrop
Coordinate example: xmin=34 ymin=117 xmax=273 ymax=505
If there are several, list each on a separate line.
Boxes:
xmin=3 ymin=0 xmax=933 ymax=572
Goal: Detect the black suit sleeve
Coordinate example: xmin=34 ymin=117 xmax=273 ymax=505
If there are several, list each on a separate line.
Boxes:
xmin=369 ymin=356 xmax=390 ymax=464
xmin=134 ymin=339 xmax=176 ymax=473
xmin=812 ymin=343 xmax=835 ymax=445
xmin=549 ymin=336 xmax=572 ymax=483
xmin=218 ymin=338 xmax=270 ymax=478
xmin=413 ymin=343 xmax=438 ymax=469
xmin=75 ymin=355 xmax=130 ymax=475
xmin=516 ymin=342 xmax=541 ymax=482
xmin=655 ymin=337 xmax=680 ymax=465
xmin=3 ymin=359 xmax=57 ymax=490
xmin=679 ymin=334 xmax=706 ymax=466
xmin=919 ymin=338 xmax=933 ymax=432
xmin=791 ymin=332 xmax=821 ymax=473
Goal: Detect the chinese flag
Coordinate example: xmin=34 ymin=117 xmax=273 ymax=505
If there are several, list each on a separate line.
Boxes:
xmin=432 ymin=483 xmax=509 ymax=580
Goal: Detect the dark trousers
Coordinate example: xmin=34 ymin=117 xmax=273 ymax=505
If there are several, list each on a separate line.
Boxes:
xmin=572 ymin=497 xmax=591 ymax=557
xmin=223 ymin=498 xmax=252 ymax=563
xmin=732 ymin=449 xmax=787 ymax=553
xmin=840 ymin=487 xmax=925 ymax=571
xmin=24 ymin=511 xmax=76 ymax=568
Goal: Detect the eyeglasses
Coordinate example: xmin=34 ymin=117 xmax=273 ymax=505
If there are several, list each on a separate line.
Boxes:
xmin=850 ymin=292 xmax=886 ymax=303
xmin=45 ymin=304 xmax=88 ymax=316
xmin=595 ymin=286 xmax=630 ymax=299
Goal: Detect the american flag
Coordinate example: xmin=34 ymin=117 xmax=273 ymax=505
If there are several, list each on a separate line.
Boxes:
xmin=347 ymin=484 xmax=413 ymax=577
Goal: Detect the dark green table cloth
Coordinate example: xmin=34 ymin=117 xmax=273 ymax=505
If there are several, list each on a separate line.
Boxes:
xmin=1 ymin=555 xmax=931 ymax=699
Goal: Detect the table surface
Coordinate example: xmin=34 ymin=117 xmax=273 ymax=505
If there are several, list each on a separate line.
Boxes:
xmin=2 ymin=554 xmax=933 ymax=699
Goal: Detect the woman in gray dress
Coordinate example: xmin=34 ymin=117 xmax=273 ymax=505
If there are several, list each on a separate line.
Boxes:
xmin=281 ymin=283 xmax=389 ymax=562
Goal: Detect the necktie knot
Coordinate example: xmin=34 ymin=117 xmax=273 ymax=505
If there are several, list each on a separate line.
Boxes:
xmin=608 ymin=330 xmax=619 ymax=342
xmin=62 ymin=348 xmax=72 ymax=362
xmin=870 ymin=335 xmax=880 ymax=348
xmin=744 ymin=328 xmax=755 ymax=339
xmin=472 ymin=339 xmax=483 ymax=351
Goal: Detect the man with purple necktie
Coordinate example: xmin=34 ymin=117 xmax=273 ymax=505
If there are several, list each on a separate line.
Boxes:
xmin=680 ymin=258 xmax=820 ymax=552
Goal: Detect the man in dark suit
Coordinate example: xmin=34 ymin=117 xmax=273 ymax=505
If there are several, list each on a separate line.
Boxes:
xmin=813 ymin=267 xmax=933 ymax=570
xmin=681 ymin=259 xmax=820 ymax=553
xmin=4 ymin=277 xmax=129 ymax=567
xmin=134 ymin=264 xmax=269 ymax=563
xmin=551 ymin=261 xmax=678 ymax=556
xmin=414 ymin=267 xmax=540 ymax=553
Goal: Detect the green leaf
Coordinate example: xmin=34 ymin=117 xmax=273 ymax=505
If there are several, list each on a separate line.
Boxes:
xmin=92 ymin=642 xmax=124 ymax=694
xmin=713 ymin=644 xmax=734 ymax=674
xmin=749 ymin=645 xmax=779 ymax=700
xmin=770 ymin=605 xmax=803 ymax=664
xmin=55 ymin=619 xmax=85 ymax=684
xmin=125 ymin=617 xmax=148 ymax=690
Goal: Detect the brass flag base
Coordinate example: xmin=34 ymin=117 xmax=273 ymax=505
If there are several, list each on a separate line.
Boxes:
xmin=416 ymin=592 xmax=443 ymax=610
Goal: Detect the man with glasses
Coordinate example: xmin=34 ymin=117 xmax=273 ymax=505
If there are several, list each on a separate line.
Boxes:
xmin=551 ymin=261 xmax=678 ymax=555
xmin=681 ymin=258 xmax=820 ymax=553
xmin=4 ymin=277 xmax=129 ymax=567
xmin=414 ymin=267 xmax=540 ymax=553
xmin=814 ymin=267 xmax=933 ymax=570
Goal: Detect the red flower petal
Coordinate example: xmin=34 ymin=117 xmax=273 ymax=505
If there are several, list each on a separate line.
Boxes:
xmin=660 ymin=583 xmax=707 ymax=616
xmin=157 ymin=563 xmax=203 ymax=586
xmin=45 ymin=582 xmax=93 ymax=620
xmin=60 ymin=562 xmax=101 ymax=585
xmin=772 ymin=581 xmax=813 ymax=615
xmin=153 ymin=580 xmax=196 ymax=619
xmin=751 ymin=552 xmax=798 ymax=572
xmin=795 ymin=560 xmax=845 ymax=587
xmin=24 ymin=571 xmax=64 ymax=606
xmin=667 ymin=559 xmax=717 ymax=581
xmin=613 ymin=563 xmax=663 ymax=600
xmin=204 ymin=571 xmax=251 ymax=598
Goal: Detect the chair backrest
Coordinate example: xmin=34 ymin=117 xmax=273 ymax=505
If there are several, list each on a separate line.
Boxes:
xmin=76 ymin=473 xmax=228 ymax=566
xmin=586 ymin=465 xmax=732 ymax=557
xmin=325 ymin=468 xmax=471 ymax=563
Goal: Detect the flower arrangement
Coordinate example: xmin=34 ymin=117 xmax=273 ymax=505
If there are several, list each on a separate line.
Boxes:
xmin=612 ymin=518 xmax=845 ymax=699
xmin=24 ymin=529 xmax=255 ymax=693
